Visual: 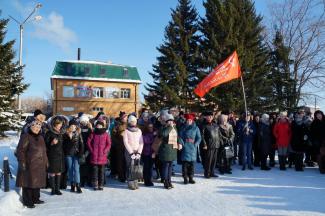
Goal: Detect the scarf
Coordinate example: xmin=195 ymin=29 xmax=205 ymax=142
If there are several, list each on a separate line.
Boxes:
xmin=168 ymin=127 xmax=178 ymax=149
xmin=127 ymin=126 xmax=139 ymax=132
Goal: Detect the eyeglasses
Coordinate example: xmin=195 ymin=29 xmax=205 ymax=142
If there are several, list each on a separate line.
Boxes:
xmin=31 ymin=121 xmax=42 ymax=128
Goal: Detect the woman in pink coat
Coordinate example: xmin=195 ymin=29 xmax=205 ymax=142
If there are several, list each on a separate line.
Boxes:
xmin=123 ymin=115 xmax=144 ymax=190
xmin=87 ymin=120 xmax=111 ymax=190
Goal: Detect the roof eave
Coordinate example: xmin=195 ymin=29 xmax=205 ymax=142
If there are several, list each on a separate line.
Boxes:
xmin=51 ymin=75 xmax=142 ymax=84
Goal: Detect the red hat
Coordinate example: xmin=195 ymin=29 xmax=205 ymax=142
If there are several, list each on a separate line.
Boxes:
xmin=184 ymin=113 xmax=195 ymax=120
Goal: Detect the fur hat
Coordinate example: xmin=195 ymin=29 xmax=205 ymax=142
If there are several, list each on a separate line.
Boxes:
xmin=95 ymin=120 xmax=105 ymax=127
xmin=119 ymin=111 xmax=127 ymax=119
xmin=202 ymin=111 xmax=213 ymax=116
xmin=34 ymin=109 xmax=43 ymax=117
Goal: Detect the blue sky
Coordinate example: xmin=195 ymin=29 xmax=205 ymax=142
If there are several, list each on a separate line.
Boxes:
xmin=1 ymin=0 xmax=323 ymax=109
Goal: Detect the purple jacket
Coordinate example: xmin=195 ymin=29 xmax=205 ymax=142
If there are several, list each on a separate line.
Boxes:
xmin=142 ymin=132 xmax=155 ymax=156
xmin=87 ymin=131 xmax=111 ymax=165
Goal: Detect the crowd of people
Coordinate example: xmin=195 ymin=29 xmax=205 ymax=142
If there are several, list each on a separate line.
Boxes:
xmin=15 ymin=107 xmax=325 ymax=208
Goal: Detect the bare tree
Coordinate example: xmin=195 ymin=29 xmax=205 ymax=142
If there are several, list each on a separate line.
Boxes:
xmin=269 ymin=0 xmax=325 ymax=108
xmin=21 ymin=97 xmax=48 ymax=114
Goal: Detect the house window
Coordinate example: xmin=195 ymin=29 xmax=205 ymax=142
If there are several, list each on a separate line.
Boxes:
xmin=92 ymin=87 xmax=104 ymax=98
xmin=105 ymin=87 xmax=120 ymax=98
xmin=63 ymin=86 xmax=74 ymax=97
xmin=123 ymin=68 xmax=129 ymax=78
xmin=120 ymin=88 xmax=131 ymax=98
xmin=76 ymin=86 xmax=91 ymax=98
xmin=92 ymin=107 xmax=104 ymax=112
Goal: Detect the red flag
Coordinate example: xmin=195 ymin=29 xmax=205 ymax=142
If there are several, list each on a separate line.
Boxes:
xmin=194 ymin=51 xmax=241 ymax=98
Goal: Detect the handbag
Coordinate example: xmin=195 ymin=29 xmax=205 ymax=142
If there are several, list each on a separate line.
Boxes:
xmin=129 ymin=159 xmax=143 ymax=180
xmin=224 ymin=146 xmax=234 ymax=159
xmin=78 ymin=151 xmax=89 ymax=165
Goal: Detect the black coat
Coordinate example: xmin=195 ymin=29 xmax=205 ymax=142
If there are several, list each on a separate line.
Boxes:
xmin=63 ymin=131 xmax=84 ymax=157
xmin=310 ymin=119 xmax=325 ymax=148
xmin=201 ymin=122 xmax=222 ymax=149
xmin=44 ymin=116 xmax=67 ymax=173
xmin=259 ymin=122 xmax=272 ymax=155
xmin=291 ymin=120 xmax=308 ymax=152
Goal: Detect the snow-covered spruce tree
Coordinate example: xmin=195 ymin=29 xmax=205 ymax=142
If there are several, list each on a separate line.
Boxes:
xmin=0 ymin=14 xmax=28 ymax=136
xmin=144 ymin=0 xmax=200 ymax=112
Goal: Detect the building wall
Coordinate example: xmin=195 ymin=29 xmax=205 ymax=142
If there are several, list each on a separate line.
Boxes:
xmin=52 ymin=78 xmax=140 ymax=117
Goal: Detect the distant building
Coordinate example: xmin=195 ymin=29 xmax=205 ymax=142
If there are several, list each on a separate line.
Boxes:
xmin=50 ymin=60 xmax=141 ymax=117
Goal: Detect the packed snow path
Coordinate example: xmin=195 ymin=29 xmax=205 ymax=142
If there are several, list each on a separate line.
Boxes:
xmin=13 ymin=165 xmax=325 ymax=216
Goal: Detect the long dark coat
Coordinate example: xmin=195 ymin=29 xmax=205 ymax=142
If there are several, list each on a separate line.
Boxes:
xmin=16 ymin=131 xmax=48 ymax=188
xmin=258 ymin=122 xmax=273 ymax=155
xmin=44 ymin=116 xmax=67 ymax=173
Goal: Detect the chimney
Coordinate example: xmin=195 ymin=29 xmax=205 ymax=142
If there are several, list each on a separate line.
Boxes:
xmin=77 ymin=48 xmax=81 ymax=60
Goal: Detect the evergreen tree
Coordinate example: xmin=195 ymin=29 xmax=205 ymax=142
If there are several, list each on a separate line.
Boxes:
xmin=269 ymin=31 xmax=294 ymax=111
xmin=144 ymin=0 xmax=200 ymax=112
xmin=199 ymin=0 xmax=272 ymax=113
xmin=0 ymin=14 xmax=28 ymax=136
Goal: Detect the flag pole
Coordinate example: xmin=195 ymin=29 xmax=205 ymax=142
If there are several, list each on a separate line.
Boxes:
xmin=240 ymin=74 xmax=248 ymax=118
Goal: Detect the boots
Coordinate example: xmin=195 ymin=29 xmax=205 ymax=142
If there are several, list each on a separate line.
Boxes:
xmin=189 ymin=176 xmax=195 ymax=184
xmin=168 ymin=179 xmax=174 ymax=188
xmin=164 ymin=180 xmax=171 ymax=189
xmin=70 ymin=182 xmax=75 ymax=192
xmin=183 ymin=176 xmax=188 ymax=184
xmin=76 ymin=184 xmax=82 ymax=193
xmin=49 ymin=176 xmax=55 ymax=195
xmin=279 ymin=156 xmax=286 ymax=170
xmin=55 ymin=175 xmax=62 ymax=195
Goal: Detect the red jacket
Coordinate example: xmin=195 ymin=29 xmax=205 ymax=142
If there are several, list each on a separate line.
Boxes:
xmin=273 ymin=120 xmax=292 ymax=148
xmin=87 ymin=130 xmax=111 ymax=165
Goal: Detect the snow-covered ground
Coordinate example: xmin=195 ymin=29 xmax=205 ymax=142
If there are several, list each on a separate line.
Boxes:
xmin=1 ymin=133 xmax=325 ymax=216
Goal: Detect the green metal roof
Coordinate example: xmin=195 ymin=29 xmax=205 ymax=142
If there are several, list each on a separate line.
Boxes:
xmin=51 ymin=61 xmax=141 ymax=82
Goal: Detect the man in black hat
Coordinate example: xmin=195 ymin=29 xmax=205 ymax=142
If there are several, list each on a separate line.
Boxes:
xmin=200 ymin=111 xmax=222 ymax=178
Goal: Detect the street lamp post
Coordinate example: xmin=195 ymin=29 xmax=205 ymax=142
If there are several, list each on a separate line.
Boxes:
xmin=9 ymin=3 xmax=42 ymax=110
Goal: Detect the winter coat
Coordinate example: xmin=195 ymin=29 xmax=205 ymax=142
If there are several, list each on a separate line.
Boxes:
xmin=44 ymin=117 xmax=66 ymax=173
xmin=180 ymin=123 xmax=202 ymax=162
xmin=142 ymin=132 xmax=155 ymax=156
xmin=310 ymin=118 xmax=325 ymax=149
xmin=16 ymin=130 xmax=48 ymax=188
xmin=219 ymin=123 xmax=235 ymax=148
xmin=291 ymin=120 xmax=308 ymax=152
xmin=123 ymin=127 xmax=144 ymax=155
xmin=63 ymin=130 xmax=84 ymax=157
xmin=273 ymin=120 xmax=291 ymax=148
xmin=259 ymin=122 xmax=273 ymax=155
xmin=201 ymin=122 xmax=222 ymax=149
xmin=236 ymin=120 xmax=256 ymax=144
xmin=87 ymin=128 xmax=111 ymax=165
xmin=158 ymin=125 xmax=183 ymax=162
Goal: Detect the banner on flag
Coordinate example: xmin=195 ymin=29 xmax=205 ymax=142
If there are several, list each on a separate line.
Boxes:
xmin=194 ymin=51 xmax=241 ymax=98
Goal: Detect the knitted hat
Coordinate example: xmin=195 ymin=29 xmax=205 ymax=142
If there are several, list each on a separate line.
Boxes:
xmin=69 ymin=118 xmax=79 ymax=127
xmin=79 ymin=115 xmax=89 ymax=123
xmin=128 ymin=115 xmax=137 ymax=124
xmin=184 ymin=113 xmax=195 ymax=120
xmin=165 ymin=114 xmax=174 ymax=122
